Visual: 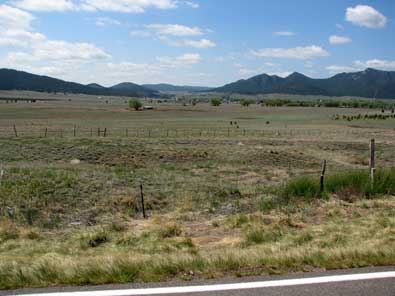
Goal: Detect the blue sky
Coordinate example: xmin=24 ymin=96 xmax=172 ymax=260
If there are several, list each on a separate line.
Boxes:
xmin=0 ymin=0 xmax=394 ymax=86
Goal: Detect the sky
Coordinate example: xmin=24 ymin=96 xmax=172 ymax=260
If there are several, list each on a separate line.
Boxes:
xmin=0 ymin=0 xmax=394 ymax=87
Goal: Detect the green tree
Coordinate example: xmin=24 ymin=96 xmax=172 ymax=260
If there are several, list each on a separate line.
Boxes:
xmin=211 ymin=98 xmax=222 ymax=107
xmin=129 ymin=99 xmax=142 ymax=111
xmin=240 ymin=99 xmax=255 ymax=107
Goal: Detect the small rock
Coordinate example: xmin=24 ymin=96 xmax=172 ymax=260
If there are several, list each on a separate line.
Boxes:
xmin=70 ymin=159 xmax=81 ymax=165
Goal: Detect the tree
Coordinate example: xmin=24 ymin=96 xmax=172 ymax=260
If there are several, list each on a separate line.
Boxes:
xmin=211 ymin=98 xmax=222 ymax=107
xmin=129 ymin=99 xmax=142 ymax=111
xmin=240 ymin=99 xmax=254 ymax=107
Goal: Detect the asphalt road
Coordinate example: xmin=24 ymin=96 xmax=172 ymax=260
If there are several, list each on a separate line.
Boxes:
xmin=2 ymin=266 xmax=395 ymax=296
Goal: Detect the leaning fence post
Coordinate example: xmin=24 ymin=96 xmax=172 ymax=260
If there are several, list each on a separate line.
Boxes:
xmin=13 ymin=125 xmax=18 ymax=137
xmin=140 ymin=183 xmax=146 ymax=219
xmin=370 ymin=139 xmax=375 ymax=187
xmin=320 ymin=160 xmax=327 ymax=193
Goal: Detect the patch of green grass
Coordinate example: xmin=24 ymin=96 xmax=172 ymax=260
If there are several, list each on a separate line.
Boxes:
xmin=282 ymin=168 xmax=395 ymax=201
xmin=282 ymin=176 xmax=321 ymax=200
xmin=245 ymin=227 xmax=284 ymax=245
xmin=78 ymin=228 xmax=110 ymax=249
xmin=0 ymin=221 xmax=19 ymax=243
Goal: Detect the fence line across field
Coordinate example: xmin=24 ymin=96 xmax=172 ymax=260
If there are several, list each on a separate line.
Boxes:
xmin=0 ymin=125 xmax=389 ymax=139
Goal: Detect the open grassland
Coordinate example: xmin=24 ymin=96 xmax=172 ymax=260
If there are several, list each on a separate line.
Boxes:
xmin=0 ymin=94 xmax=394 ymax=289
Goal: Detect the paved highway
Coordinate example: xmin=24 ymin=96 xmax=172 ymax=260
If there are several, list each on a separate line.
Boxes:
xmin=2 ymin=266 xmax=395 ymax=296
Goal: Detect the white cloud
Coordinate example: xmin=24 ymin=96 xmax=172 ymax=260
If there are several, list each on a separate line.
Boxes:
xmin=95 ymin=17 xmax=122 ymax=27
xmin=31 ymin=40 xmax=111 ymax=61
xmin=11 ymin=0 xmax=75 ymax=11
xmin=0 ymin=5 xmax=44 ymax=47
xmin=162 ymin=37 xmax=215 ymax=48
xmin=157 ymin=53 xmax=201 ymax=68
xmin=145 ymin=23 xmax=203 ymax=36
xmin=184 ymin=1 xmax=199 ymax=8
xmin=326 ymin=59 xmax=395 ymax=74
xmin=346 ymin=5 xmax=387 ymax=29
xmin=0 ymin=4 xmax=34 ymax=30
xmin=0 ymin=30 xmax=45 ymax=47
xmin=251 ymin=45 xmax=329 ymax=60
xmin=329 ymin=35 xmax=351 ymax=45
xmin=273 ymin=31 xmax=295 ymax=36
xmin=326 ymin=65 xmax=359 ymax=74
xmin=80 ymin=0 xmax=177 ymax=13
xmin=353 ymin=59 xmax=395 ymax=71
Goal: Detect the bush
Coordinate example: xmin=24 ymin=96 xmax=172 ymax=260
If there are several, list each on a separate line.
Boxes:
xmin=210 ymin=98 xmax=222 ymax=107
xmin=129 ymin=99 xmax=142 ymax=111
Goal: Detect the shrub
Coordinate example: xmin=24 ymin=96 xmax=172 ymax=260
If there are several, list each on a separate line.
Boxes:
xmin=210 ymin=98 xmax=222 ymax=107
xmin=129 ymin=99 xmax=142 ymax=111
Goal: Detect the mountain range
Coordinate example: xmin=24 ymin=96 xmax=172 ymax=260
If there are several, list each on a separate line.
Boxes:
xmin=1 ymin=68 xmax=395 ymax=99
xmin=212 ymin=68 xmax=395 ymax=99
xmin=0 ymin=69 xmax=157 ymax=97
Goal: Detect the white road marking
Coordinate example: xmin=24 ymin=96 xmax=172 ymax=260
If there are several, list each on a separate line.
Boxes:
xmin=14 ymin=271 xmax=395 ymax=296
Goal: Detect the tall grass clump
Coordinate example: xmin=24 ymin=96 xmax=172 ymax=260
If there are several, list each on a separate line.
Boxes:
xmin=282 ymin=176 xmax=321 ymax=200
xmin=282 ymin=168 xmax=395 ymax=201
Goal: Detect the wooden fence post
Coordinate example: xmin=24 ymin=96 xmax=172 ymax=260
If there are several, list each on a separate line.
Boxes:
xmin=320 ymin=160 xmax=327 ymax=193
xmin=44 ymin=128 xmax=48 ymax=138
xmin=97 ymin=128 xmax=100 ymax=137
xmin=73 ymin=125 xmax=76 ymax=137
xmin=370 ymin=139 xmax=375 ymax=187
xmin=13 ymin=125 xmax=18 ymax=137
xmin=103 ymin=128 xmax=107 ymax=137
xmin=140 ymin=183 xmax=146 ymax=219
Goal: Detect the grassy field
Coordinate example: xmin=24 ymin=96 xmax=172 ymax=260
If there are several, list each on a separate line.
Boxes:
xmin=0 ymin=92 xmax=394 ymax=289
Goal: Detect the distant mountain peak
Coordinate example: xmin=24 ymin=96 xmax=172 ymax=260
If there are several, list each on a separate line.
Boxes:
xmin=287 ymin=71 xmax=306 ymax=78
xmin=212 ymin=68 xmax=395 ymax=99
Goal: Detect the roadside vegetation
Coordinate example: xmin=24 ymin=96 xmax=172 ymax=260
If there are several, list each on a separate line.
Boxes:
xmin=0 ymin=99 xmax=394 ymax=290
